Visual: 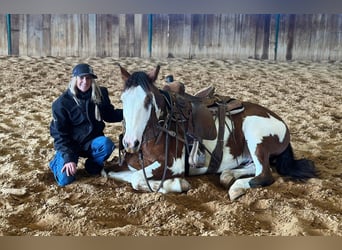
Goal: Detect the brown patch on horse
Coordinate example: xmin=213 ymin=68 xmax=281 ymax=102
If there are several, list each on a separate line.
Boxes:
xmin=249 ymin=133 xmax=290 ymax=188
xmin=227 ymin=102 xmax=287 ymax=159
xmin=140 ymin=136 xmax=185 ymax=180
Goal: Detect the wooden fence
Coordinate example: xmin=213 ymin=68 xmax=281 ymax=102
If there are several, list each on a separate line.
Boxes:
xmin=0 ymin=14 xmax=341 ymax=61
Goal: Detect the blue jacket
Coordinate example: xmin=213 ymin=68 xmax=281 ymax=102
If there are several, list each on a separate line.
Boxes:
xmin=50 ymin=86 xmax=123 ymax=164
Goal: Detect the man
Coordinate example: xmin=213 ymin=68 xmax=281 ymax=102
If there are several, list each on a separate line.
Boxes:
xmin=49 ymin=63 xmax=123 ymax=186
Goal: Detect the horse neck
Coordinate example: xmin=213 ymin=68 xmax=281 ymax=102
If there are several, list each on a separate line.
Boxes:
xmin=143 ymin=89 xmax=188 ymax=144
xmin=141 ymin=88 xmax=167 ymax=143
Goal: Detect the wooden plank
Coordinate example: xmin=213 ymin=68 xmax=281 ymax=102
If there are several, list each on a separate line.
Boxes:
xmin=292 ymin=14 xmax=312 ymax=60
xmin=241 ymin=14 xmax=257 ymax=59
xmin=204 ymin=14 xmax=221 ymax=58
xmin=0 ymin=14 xmax=8 ymax=55
xmin=286 ymin=14 xmax=296 ymax=60
xmin=140 ymin=14 xmax=150 ymax=58
xmin=268 ymin=14 xmax=277 ymax=60
xmin=276 ymin=14 xmax=289 ymax=61
xmin=79 ymin=14 xmax=89 ymax=57
xmin=327 ymin=14 xmax=342 ymax=61
xmin=190 ymin=14 xmax=205 ymax=58
xmin=65 ymin=14 xmax=78 ymax=57
xmin=254 ymin=14 xmax=271 ymax=60
xmin=134 ymin=14 xmax=142 ymax=58
xmin=27 ymin=14 xmax=43 ymax=56
xmin=78 ymin=14 xmax=96 ymax=57
xmin=168 ymin=14 xmax=190 ymax=58
xmin=151 ymin=14 xmax=168 ymax=58
xmin=111 ymin=14 xmax=120 ymax=57
xmin=50 ymin=15 xmax=58 ymax=56
xmin=50 ymin=14 xmax=67 ymax=56
xmin=11 ymin=14 xmax=20 ymax=55
xmin=96 ymin=14 xmax=113 ymax=57
xmin=42 ymin=14 xmax=51 ymax=56
xmin=119 ymin=14 xmax=135 ymax=57
xmin=96 ymin=14 xmax=120 ymax=57
xmin=88 ymin=14 xmax=97 ymax=57
xmin=219 ymin=14 xmax=237 ymax=59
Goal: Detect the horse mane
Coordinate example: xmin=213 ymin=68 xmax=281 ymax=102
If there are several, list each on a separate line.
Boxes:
xmin=125 ymin=71 xmax=154 ymax=92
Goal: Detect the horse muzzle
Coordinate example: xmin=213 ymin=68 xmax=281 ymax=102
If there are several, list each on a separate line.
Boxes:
xmin=123 ymin=139 xmax=141 ymax=153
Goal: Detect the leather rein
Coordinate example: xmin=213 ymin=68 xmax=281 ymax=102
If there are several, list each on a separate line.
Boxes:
xmin=138 ymin=90 xmax=189 ymax=192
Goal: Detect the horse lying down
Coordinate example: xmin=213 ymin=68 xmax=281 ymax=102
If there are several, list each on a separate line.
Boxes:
xmin=103 ymin=65 xmax=317 ymax=201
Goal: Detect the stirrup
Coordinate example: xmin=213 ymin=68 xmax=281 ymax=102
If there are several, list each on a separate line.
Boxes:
xmin=189 ymin=140 xmax=206 ymax=167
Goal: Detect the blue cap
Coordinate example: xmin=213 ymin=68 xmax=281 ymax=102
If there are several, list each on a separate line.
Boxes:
xmin=72 ymin=64 xmax=98 ymax=79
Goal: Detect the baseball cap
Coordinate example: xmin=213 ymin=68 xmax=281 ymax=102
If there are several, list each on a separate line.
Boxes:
xmin=72 ymin=63 xmax=98 ymax=79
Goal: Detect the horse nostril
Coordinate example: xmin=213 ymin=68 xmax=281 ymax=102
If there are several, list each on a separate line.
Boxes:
xmin=134 ymin=140 xmax=140 ymax=148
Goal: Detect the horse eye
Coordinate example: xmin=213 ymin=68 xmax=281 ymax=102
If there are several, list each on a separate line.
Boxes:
xmin=144 ymin=93 xmax=153 ymax=109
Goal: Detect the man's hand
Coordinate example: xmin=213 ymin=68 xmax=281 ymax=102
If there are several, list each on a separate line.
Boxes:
xmin=61 ymin=162 xmax=77 ymax=176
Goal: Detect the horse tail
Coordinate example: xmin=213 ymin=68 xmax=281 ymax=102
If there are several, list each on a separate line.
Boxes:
xmin=273 ymin=143 xmax=318 ymax=180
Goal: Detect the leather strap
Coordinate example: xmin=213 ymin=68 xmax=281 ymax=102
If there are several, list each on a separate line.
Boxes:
xmin=207 ymin=103 xmax=226 ymax=173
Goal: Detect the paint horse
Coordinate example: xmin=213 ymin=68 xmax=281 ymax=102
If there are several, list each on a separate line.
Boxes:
xmin=107 ymin=65 xmax=317 ymax=200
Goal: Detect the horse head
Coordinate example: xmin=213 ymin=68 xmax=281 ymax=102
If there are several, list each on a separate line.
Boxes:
xmin=119 ymin=64 xmax=163 ymax=153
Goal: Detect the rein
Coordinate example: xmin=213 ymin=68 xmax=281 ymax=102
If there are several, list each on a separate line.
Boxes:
xmin=138 ymin=91 xmax=188 ymax=192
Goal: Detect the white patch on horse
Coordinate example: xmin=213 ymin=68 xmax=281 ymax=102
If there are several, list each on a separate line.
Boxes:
xmin=107 ymin=169 xmax=134 ymax=183
xmin=159 ymin=178 xmax=191 ymax=193
xmin=121 ymin=86 xmax=161 ymax=152
xmin=121 ymin=86 xmax=150 ymax=150
xmin=169 ymin=149 xmax=187 ymax=175
xmin=242 ymin=114 xmax=287 ymax=176
xmin=151 ymin=93 xmax=161 ymax=119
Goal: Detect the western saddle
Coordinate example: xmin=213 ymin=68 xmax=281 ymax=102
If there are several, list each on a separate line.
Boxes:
xmin=162 ymin=78 xmax=244 ymax=173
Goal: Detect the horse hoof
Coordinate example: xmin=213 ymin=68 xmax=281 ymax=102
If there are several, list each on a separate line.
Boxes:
xmin=107 ymin=171 xmax=116 ymax=178
xmin=229 ymin=188 xmax=246 ymax=201
xmin=180 ymin=179 xmax=191 ymax=192
xmin=220 ymin=172 xmax=235 ymax=189
xmin=101 ymin=169 xmax=108 ymax=178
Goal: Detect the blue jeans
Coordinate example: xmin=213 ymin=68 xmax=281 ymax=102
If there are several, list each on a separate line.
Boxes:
xmin=49 ymin=136 xmax=115 ymax=186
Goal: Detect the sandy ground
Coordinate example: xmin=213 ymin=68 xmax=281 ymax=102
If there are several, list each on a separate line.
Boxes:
xmin=0 ymin=56 xmax=341 ymax=236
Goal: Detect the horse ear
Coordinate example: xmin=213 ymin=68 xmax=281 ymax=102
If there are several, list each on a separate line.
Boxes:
xmin=118 ymin=63 xmax=131 ymax=82
xmin=147 ymin=65 xmax=160 ymax=83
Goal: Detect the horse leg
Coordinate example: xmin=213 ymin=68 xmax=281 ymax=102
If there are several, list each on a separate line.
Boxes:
xmin=225 ymin=143 xmax=274 ymax=200
xmin=220 ymin=162 xmax=255 ymax=189
xmin=153 ymin=178 xmax=191 ymax=194
xmin=246 ymin=142 xmax=274 ymax=188
xmin=228 ymin=177 xmax=254 ymax=201
xmin=107 ymin=169 xmax=136 ymax=183
xmin=129 ymin=162 xmax=191 ymax=193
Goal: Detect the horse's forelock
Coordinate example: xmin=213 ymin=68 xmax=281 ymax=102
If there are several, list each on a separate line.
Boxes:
xmin=125 ymin=71 xmax=153 ymax=92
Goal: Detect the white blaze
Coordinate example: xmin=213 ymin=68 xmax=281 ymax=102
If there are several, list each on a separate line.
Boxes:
xmin=121 ymin=86 xmax=151 ymax=150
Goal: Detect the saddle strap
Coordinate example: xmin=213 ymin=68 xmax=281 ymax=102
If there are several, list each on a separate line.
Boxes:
xmin=207 ymin=103 xmax=226 ymax=174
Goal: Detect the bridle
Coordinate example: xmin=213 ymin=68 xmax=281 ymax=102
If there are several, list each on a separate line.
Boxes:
xmin=120 ymin=89 xmax=190 ymax=192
